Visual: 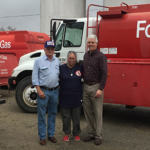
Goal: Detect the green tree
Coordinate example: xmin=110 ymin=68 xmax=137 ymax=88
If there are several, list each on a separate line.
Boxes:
xmin=0 ymin=26 xmax=16 ymax=31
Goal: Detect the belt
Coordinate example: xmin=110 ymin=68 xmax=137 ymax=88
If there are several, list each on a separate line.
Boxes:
xmin=40 ymin=86 xmax=58 ymax=91
xmin=84 ymin=81 xmax=100 ymax=85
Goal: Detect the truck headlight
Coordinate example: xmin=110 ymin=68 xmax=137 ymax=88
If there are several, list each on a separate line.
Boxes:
xmin=11 ymin=70 xmax=14 ymax=75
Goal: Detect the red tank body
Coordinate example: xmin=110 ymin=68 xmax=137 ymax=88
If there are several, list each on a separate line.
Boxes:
xmin=0 ymin=30 xmax=49 ymax=86
xmin=96 ymin=3 xmax=150 ymax=107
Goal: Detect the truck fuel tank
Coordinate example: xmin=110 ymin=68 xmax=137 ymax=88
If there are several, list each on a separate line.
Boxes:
xmin=98 ymin=3 xmax=150 ymax=59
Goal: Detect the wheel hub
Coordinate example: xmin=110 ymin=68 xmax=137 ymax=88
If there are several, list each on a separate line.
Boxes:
xmin=23 ymin=85 xmax=37 ymax=107
xmin=30 ymin=92 xmax=37 ymax=100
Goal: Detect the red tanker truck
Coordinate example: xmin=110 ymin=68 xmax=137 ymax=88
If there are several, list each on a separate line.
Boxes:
xmin=0 ymin=30 xmax=49 ymax=86
xmin=9 ymin=2 xmax=150 ymax=112
xmin=95 ymin=3 xmax=150 ymax=108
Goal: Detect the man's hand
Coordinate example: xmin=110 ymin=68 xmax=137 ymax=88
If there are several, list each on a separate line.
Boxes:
xmin=94 ymin=89 xmax=102 ymax=98
xmin=38 ymin=89 xmax=46 ymax=99
xmin=35 ymin=86 xmax=46 ymax=99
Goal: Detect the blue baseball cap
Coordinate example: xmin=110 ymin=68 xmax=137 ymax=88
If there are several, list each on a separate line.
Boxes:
xmin=44 ymin=40 xmax=55 ymax=48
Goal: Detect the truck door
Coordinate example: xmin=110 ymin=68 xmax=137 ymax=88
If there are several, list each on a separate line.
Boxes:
xmin=0 ymin=54 xmax=17 ymax=86
xmin=54 ymin=21 xmax=86 ymax=64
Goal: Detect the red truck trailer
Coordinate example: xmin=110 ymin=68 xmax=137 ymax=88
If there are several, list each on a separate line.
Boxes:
xmin=88 ymin=3 xmax=150 ymax=108
xmin=0 ymin=30 xmax=49 ymax=86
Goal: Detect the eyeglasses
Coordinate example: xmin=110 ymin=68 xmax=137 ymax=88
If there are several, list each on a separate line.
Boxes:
xmin=68 ymin=57 xmax=75 ymax=60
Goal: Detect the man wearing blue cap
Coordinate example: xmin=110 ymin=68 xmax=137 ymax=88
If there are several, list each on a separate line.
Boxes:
xmin=32 ymin=40 xmax=60 ymax=145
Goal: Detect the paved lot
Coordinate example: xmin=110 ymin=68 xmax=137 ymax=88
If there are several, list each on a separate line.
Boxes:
xmin=0 ymin=89 xmax=150 ymax=150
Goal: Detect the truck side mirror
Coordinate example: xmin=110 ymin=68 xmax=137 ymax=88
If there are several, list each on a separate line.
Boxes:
xmin=53 ymin=22 xmax=56 ymax=41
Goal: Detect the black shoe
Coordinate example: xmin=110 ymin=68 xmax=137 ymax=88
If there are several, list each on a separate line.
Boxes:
xmin=94 ymin=138 xmax=102 ymax=145
xmin=40 ymin=139 xmax=46 ymax=145
xmin=48 ymin=137 xmax=57 ymax=143
xmin=83 ymin=135 xmax=95 ymax=142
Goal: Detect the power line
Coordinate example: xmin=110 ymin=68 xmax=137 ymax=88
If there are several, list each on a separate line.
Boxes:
xmin=0 ymin=10 xmax=103 ymax=19
xmin=0 ymin=14 xmax=40 ymax=18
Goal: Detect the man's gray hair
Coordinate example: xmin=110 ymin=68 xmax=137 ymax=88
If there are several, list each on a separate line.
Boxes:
xmin=87 ymin=34 xmax=98 ymax=43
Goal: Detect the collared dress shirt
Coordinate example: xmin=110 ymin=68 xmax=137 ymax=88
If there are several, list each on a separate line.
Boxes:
xmin=32 ymin=54 xmax=60 ymax=88
xmin=83 ymin=49 xmax=107 ymax=91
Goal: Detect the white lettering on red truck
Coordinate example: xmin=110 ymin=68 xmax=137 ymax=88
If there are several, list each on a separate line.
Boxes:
xmin=0 ymin=40 xmax=11 ymax=49
xmin=0 ymin=69 xmax=8 ymax=75
xmin=137 ymin=20 xmax=150 ymax=38
xmin=0 ymin=55 xmax=7 ymax=60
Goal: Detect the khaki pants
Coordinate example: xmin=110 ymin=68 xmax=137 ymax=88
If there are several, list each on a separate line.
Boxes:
xmin=83 ymin=83 xmax=103 ymax=139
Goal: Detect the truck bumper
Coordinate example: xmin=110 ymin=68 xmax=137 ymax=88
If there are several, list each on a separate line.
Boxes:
xmin=0 ymin=99 xmax=6 ymax=104
xmin=8 ymin=77 xmax=16 ymax=90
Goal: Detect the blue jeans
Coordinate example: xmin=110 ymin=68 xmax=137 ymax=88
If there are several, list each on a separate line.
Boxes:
xmin=37 ymin=87 xmax=58 ymax=139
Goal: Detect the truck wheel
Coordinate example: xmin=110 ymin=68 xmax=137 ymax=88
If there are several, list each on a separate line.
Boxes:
xmin=15 ymin=76 xmax=37 ymax=113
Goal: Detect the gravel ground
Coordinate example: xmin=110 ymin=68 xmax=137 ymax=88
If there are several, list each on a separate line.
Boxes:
xmin=0 ymin=89 xmax=150 ymax=150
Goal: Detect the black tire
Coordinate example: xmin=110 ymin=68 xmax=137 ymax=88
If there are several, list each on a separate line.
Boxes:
xmin=15 ymin=76 xmax=37 ymax=113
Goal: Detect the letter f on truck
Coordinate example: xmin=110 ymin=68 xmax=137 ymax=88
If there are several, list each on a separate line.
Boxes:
xmin=137 ymin=20 xmax=150 ymax=38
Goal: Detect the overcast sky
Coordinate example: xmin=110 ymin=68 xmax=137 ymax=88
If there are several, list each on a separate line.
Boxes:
xmin=0 ymin=0 xmax=103 ymax=32
xmin=0 ymin=0 xmax=40 ymax=32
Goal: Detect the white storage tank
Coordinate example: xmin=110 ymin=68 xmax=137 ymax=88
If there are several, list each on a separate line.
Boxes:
xmin=40 ymin=0 xmax=85 ymax=35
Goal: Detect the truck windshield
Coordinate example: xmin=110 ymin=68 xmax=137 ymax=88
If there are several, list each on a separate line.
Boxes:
xmin=55 ymin=24 xmax=65 ymax=51
xmin=63 ymin=22 xmax=84 ymax=47
xmin=55 ymin=22 xmax=84 ymax=51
